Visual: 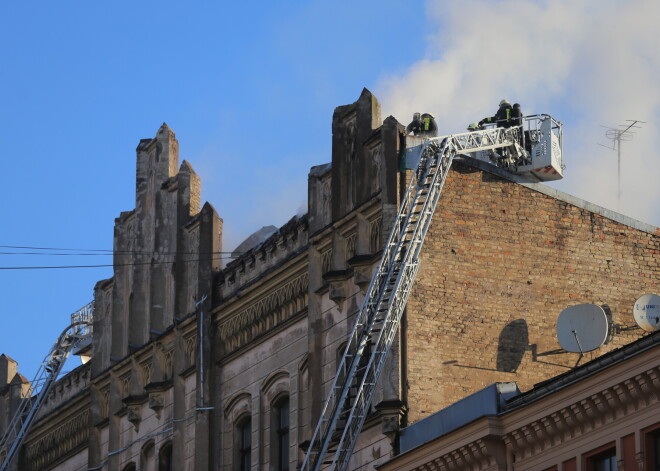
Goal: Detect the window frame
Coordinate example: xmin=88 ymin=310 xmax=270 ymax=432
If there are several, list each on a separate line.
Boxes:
xmin=271 ymin=395 xmax=290 ymax=471
xmin=643 ymin=423 xmax=660 ymax=471
xmin=158 ymin=441 xmax=173 ymax=471
xmin=235 ymin=414 xmax=252 ymax=471
xmin=584 ymin=442 xmax=617 ymax=471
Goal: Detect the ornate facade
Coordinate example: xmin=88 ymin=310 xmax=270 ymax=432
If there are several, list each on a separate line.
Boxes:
xmin=0 ymin=89 xmax=658 ymax=470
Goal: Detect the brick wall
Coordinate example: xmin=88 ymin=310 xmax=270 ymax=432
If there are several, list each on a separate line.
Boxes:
xmin=405 ymin=160 xmax=659 ymax=423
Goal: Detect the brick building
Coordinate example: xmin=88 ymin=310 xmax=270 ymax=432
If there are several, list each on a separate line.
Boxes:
xmin=380 ymin=331 xmax=660 ymax=471
xmin=0 ymin=89 xmax=658 ymax=470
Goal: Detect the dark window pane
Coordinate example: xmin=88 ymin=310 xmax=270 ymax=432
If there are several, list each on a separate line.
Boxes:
xmin=275 ymin=398 xmax=290 ymax=471
xmin=237 ymin=417 xmax=251 ymax=471
xmin=593 ymin=449 xmax=617 ymax=471
xmin=159 ymin=443 xmax=173 ymax=471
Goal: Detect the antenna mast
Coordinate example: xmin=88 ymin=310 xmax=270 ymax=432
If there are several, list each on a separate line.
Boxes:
xmin=599 ymin=120 xmax=645 ymax=209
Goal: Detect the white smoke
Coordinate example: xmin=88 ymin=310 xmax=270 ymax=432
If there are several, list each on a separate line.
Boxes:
xmin=377 ymin=0 xmax=660 ymax=227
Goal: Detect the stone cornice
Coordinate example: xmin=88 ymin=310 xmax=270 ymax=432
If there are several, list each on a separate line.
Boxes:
xmin=215 ymin=216 xmax=309 ymax=301
xmin=23 ymin=408 xmax=89 ymax=471
xmin=380 ymin=351 xmax=660 ymax=471
xmin=216 ymin=270 xmax=309 ymax=357
xmin=502 ymin=364 xmax=659 ymax=461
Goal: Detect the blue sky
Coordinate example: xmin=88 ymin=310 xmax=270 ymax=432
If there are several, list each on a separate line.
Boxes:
xmin=1 ymin=0 xmax=658 ymax=382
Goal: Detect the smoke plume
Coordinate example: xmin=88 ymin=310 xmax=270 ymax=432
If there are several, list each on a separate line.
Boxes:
xmin=377 ymin=0 xmax=660 ymax=227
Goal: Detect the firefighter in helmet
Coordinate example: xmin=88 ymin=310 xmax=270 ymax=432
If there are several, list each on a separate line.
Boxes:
xmin=479 ymin=99 xmax=514 ymax=128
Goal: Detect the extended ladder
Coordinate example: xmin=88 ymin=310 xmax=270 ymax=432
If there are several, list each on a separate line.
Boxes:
xmin=0 ymin=303 xmax=93 ymax=471
xmin=302 ymin=126 xmax=526 ymax=471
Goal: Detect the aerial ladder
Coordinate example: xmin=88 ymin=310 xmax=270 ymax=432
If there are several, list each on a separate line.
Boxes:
xmin=0 ymin=303 xmax=93 ymax=471
xmin=302 ymin=115 xmax=563 ymax=471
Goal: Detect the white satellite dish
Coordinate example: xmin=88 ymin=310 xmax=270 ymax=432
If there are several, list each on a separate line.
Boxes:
xmin=633 ymin=294 xmax=660 ymax=332
xmin=557 ymin=304 xmax=609 ymax=353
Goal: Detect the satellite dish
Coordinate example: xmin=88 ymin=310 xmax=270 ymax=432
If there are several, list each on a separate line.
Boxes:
xmin=557 ymin=304 xmax=609 ymax=353
xmin=633 ymin=294 xmax=660 ymax=332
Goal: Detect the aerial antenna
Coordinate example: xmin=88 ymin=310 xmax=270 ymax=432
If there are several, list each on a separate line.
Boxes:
xmin=598 ymin=120 xmax=645 ymax=210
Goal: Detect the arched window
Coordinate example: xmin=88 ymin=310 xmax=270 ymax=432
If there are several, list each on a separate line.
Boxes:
xmin=122 ymin=464 xmax=136 ymax=471
xmin=158 ymin=442 xmax=173 ymax=471
xmin=140 ymin=440 xmax=156 ymax=471
xmin=235 ymin=415 xmax=251 ymax=471
xmin=272 ymin=396 xmax=290 ymax=471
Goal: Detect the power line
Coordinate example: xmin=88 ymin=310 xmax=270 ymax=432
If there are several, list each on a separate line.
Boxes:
xmin=0 ymin=255 xmax=235 ymax=270
xmin=0 ymin=244 xmax=239 ymax=256
xmin=0 ymin=251 xmax=236 ymax=256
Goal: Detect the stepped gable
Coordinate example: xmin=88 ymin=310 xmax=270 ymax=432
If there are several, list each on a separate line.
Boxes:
xmin=91 ymin=125 xmax=222 ymax=375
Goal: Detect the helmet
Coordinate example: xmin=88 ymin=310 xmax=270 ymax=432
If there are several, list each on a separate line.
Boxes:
xmin=413 ymin=112 xmax=421 ymax=120
xmin=499 ymin=99 xmax=510 ymax=106
xmin=467 ymin=122 xmax=479 ymax=131
xmin=421 ymin=112 xmax=435 ymax=119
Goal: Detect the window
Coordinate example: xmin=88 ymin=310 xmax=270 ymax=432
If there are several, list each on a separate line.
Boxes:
xmin=158 ymin=442 xmax=173 ymax=471
xmin=646 ymin=428 xmax=660 ymax=471
xmin=141 ymin=441 xmax=156 ymax=471
xmin=587 ymin=448 xmax=617 ymax=471
xmin=122 ymin=464 xmax=136 ymax=471
xmin=235 ymin=416 xmax=251 ymax=471
xmin=272 ymin=396 xmax=290 ymax=471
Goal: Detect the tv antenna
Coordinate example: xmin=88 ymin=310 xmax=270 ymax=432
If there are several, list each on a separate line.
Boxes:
xmin=599 ymin=120 xmax=645 ymax=210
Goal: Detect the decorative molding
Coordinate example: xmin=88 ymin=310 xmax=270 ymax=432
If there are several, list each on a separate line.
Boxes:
xmin=184 ymin=334 xmax=197 ymax=370
xmin=404 ymin=365 xmax=660 ymax=471
xmin=218 ymin=272 xmax=309 ymax=355
xmin=101 ymin=389 xmax=109 ymax=417
xmin=149 ymin=392 xmax=164 ymax=419
xmin=503 ymin=365 xmax=660 ymax=461
xmin=24 ymin=409 xmax=89 ymax=471
xmin=346 ymin=232 xmax=357 ymax=260
xmin=370 ymin=215 xmax=383 ymax=253
xmin=163 ymin=349 xmax=174 ymax=380
xmin=418 ymin=437 xmax=500 ymax=471
xmin=142 ymin=362 xmax=152 ymax=388
xmin=321 ymin=247 xmax=333 ymax=275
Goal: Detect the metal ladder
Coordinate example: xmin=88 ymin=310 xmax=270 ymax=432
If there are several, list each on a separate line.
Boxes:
xmin=0 ymin=303 xmax=93 ymax=471
xmin=302 ymin=126 xmax=523 ymax=471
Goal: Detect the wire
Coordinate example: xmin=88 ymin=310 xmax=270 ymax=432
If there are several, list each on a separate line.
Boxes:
xmin=84 ymin=405 xmax=205 ymax=470
xmin=0 ymin=251 xmax=236 ymax=256
xmin=0 ymin=245 xmax=240 ymax=256
xmin=0 ymin=255 xmax=235 ymax=270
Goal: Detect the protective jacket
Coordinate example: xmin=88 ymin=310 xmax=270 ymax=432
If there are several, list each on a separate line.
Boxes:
xmin=420 ymin=113 xmax=438 ymax=137
xmin=480 ymin=103 xmax=514 ymax=128
xmin=406 ymin=119 xmax=423 ymax=136
xmin=511 ymin=103 xmax=523 ymax=126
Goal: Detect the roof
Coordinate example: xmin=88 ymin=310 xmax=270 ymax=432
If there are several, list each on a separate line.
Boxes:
xmin=396 ymin=330 xmax=660 ymax=456
xmin=456 ymin=156 xmax=658 ymax=235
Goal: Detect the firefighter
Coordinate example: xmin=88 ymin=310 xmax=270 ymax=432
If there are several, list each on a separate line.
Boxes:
xmin=479 ymin=99 xmax=514 ymax=128
xmin=420 ymin=113 xmax=438 ymax=137
xmin=467 ymin=122 xmax=482 ymax=132
xmin=512 ymin=103 xmax=523 ymax=126
xmin=406 ymin=112 xmax=423 ymax=136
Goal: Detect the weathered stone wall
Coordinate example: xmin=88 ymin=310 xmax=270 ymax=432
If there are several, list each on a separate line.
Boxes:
xmin=92 ymin=124 xmax=221 ymax=373
xmin=37 ymin=363 xmax=90 ymax=418
xmin=84 ymin=125 xmax=222 ymax=471
xmin=211 ymin=89 xmax=407 ymax=471
xmin=405 ymin=158 xmax=659 ymax=423
xmin=216 ymin=317 xmax=308 ymax=469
